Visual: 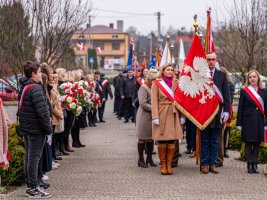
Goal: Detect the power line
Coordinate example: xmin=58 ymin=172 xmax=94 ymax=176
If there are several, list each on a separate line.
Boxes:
xmin=94 ymin=8 xmax=154 ymax=16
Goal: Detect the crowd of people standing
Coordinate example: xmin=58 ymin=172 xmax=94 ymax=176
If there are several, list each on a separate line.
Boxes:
xmin=18 ymin=61 xmax=113 ymax=198
xmin=1 ymin=50 xmax=266 ymax=199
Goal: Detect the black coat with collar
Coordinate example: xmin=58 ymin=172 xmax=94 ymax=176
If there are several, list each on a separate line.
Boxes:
xmin=209 ymin=69 xmax=231 ymax=128
xmin=236 ymin=88 xmax=267 ymax=142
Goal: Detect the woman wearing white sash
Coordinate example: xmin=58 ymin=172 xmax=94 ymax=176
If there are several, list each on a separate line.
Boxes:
xmin=136 ymin=69 xmax=158 ymax=168
xmin=237 ymin=70 xmax=267 ymax=173
xmin=151 ymin=63 xmax=184 ymax=175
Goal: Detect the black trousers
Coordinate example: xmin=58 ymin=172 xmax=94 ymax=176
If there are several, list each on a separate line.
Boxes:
xmin=63 ymin=110 xmax=75 ymax=146
xmin=98 ymin=101 xmax=106 ymax=120
xmin=123 ymin=98 xmax=135 ymax=120
xmin=245 ymin=142 xmax=260 ymax=162
xmin=114 ymin=95 xmax=121 ymax=114
xmin=24 ymin=135 xmax=46 ymax=188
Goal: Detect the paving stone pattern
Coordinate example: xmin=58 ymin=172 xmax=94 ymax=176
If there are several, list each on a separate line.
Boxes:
xmin=4 ymin=101 xmax=267 ymax=200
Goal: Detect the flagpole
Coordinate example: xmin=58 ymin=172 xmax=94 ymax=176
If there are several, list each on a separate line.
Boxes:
xmin=193 ymin=14 xmax=202 ymax=174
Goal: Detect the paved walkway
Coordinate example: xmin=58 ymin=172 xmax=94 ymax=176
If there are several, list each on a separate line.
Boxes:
xmin=3 ymin=100 xmax=267 ymax=200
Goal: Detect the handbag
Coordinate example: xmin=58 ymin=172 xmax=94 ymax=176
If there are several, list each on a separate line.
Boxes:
xmin=16 ymin=83 xmax=37 ymax=137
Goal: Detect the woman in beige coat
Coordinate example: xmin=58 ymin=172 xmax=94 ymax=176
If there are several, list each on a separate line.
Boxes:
xmin=151 ymin=63 xmax=184 ymax=175
xmin=136 ymin=69 xmax=158 ymax=168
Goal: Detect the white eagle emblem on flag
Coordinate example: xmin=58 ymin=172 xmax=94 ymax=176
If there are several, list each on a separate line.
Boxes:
xmin=179 ymin=57 xmax=215 ymax=104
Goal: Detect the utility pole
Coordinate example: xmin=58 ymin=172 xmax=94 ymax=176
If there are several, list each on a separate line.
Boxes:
xmin=157 ymin=11 xmax=161 ymax=46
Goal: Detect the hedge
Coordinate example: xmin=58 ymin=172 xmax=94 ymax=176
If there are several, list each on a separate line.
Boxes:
xmin=229 ymin=113 xmax=267 ymax=164
xmin=0 ymin=123 xmax=25 ymax=186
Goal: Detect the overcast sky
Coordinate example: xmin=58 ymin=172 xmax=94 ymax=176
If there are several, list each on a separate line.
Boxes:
xmin=90 ymin=0 xmax=234 ymax=35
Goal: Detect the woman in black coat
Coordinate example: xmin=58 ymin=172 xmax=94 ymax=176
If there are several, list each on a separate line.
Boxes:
xmin=236 ymin=70 xmax=267 ymax=173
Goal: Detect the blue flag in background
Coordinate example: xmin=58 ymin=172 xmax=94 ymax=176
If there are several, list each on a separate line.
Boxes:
xmin=149 ymin=54 xmax=156 ymax=69
xmin=127 ymin=44 xmax=133 ymax=68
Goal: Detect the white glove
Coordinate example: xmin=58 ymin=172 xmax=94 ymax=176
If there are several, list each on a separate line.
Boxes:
xmin=236 ymin=126 xmax=242 ymax=130
xmin=152 ymin=119 xmax=160 ymax=125
xmin=180 ymin=117 xmax=186 ymax=125
xmin=132 ymin=103 xmax=136 ymax=108
xmin=47 ymin=134 xmax=52 ymax=146
xmin=265 ymin=126 xmax=267 ymax=130
xmin=102 ymin=98 xmax=106 ymax=102
xmin=222 ymin=112 xmax=229 ymax=123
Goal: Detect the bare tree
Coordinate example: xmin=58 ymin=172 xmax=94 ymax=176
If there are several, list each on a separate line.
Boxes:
xmin=24 ymin=0 xmax=92 ymax=66
xmin=0 ymin=0 xmax=92 ymax=89
xmin=215 ymin=0 xmax=267 ymax=83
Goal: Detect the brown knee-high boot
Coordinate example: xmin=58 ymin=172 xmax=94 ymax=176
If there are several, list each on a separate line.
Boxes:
xmin=158 ymin=143 xmax=167 ymax=175
xmin=166 ymin=143 xmax=175 ymax=175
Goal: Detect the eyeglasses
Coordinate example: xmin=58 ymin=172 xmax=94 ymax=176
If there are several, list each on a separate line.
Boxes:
xmin=207 ymin=58 xmax=216 ymax=62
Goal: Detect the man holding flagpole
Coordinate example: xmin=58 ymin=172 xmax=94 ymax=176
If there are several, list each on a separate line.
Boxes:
xmin=201 ymin=51 xmax=230 ymax=174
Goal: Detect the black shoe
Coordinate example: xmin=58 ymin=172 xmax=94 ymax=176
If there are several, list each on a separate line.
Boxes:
xmin=118 ymin=117 xmax=121 ymax=120
xmin=179 ymin=153 xmax=182 ymax=157
xmin=138 ymin=160 xmax=148 ymax=168
xmin=253 ymin=162 xmax=259 ymax=173
xmin=26 ymin=187 xmax=52 ymax=198
xmin=131 ymin=119 xmax=136 ymax=123
xmin=54 ymin=156 xmax=62 ymax=160
xmin=185 ymin=149 xmax=191 ymax=154
xmin=92 ymin=123 xmax=97 ymax=127
xmin=59 ymin=148 xmax=69 ymax=156
xmin=172 ymin=163 xmax=178 ymax=168
xmin=100 ymin=119 xmax=106 ymax=123
xmin=72 ymin=143 xmax=80 ymax=148
xmin=124 ymin=119 xmax=129 ymax=123
xmin=247 ymin=162 xmax=253 ymax=173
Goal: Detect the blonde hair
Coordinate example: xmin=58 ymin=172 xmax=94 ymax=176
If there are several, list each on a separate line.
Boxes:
xmin=156 ymin=63 xmax=174 ymax=78
xmin=56 ymin=68 xmax=67 ymax=82
xmin=72 ymin=70 xmax=82 ymax=82
xmin=245 ymin=70 xmax=263 ymax=89
xmin=220 ymin=67 xmax=232 ymax=84
xmin=146 ymin=69 xmax=158 ymax=85
xmin=66 ymin=71 xmax=75 ymax=83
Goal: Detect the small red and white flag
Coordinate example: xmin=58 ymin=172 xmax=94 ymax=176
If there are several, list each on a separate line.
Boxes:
xmin=1 ymin=150 xmax=10 ymax=169
xmin=76 ymin=42 xmax=86 ymax=51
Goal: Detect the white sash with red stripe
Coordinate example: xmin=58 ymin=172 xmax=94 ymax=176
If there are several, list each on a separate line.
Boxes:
xmin=102 ymin=80 xmax=108 ymax=88
xmin=214 ymin=84 xmax=224 ymax=104
xmin=154 ymin=80 xmax=174 ymax=102
xmin=244 ymin=86 xmax=265 ymax=117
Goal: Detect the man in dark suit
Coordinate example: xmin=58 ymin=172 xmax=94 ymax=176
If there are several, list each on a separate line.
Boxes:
xmin=120 ymin=69 xmax=136 ymax=123
xmin=113 ymin=72 xmax=123 ymax=116
xmin=98 ymin=73 xmax=113 ymax=122
xmin=201 ymin=52 xmax=231 ymax=174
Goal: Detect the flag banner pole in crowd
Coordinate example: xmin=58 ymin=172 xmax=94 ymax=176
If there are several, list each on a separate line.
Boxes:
xmin=160 ymin=33 xmax=171 ymax=68
xmin=204 ymin=8 xmax=216 ymax=53
xmin=178 ymin=38 xmax=185 ymax=72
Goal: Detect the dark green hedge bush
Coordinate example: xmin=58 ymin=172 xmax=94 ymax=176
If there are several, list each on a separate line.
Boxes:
xmin=0 ymin=123 xmax=25 ymax=186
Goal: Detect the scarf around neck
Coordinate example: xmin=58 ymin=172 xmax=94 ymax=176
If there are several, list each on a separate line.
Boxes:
xmin=162 ymin=75 xmax=173 ymax=88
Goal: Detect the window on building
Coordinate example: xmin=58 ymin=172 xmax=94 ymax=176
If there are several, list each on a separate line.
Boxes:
xmin=93 ymin=42 xmax=104 ymax=50
xmin=112 ymin=43 xmax=120 ymax=50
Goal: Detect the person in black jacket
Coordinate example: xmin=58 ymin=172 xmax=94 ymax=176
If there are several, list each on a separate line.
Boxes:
xmin=19 ymin=61 xmax=52 ymax=198
xmin=113 ymin=72 xmax=123 ymax=116
xmin=237 ymin=70 xmax=267 ymax=173
xmin=201 ymin=52 xmax=231 ymax=174
xmin=97 ymin=73 xmax=113 ymax=122
xmin=120 ymin=69 xmax=136 ymax=123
